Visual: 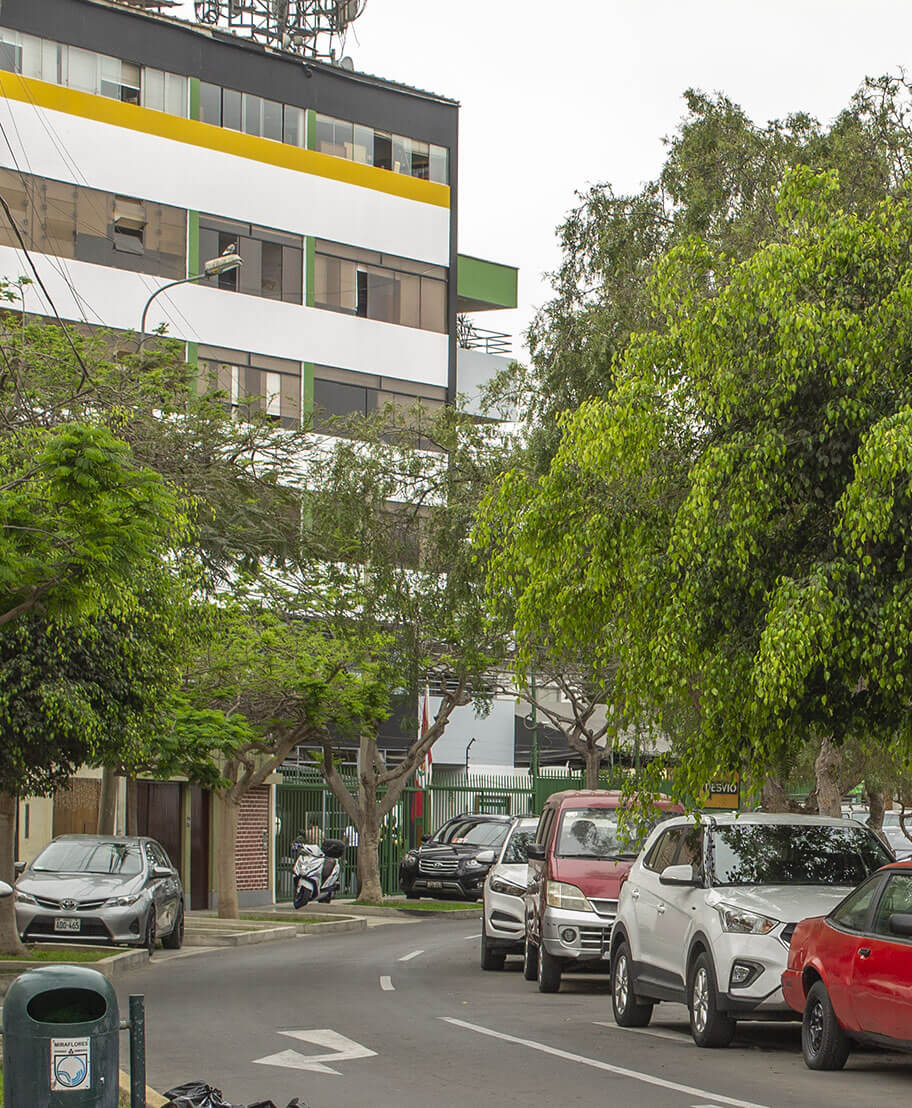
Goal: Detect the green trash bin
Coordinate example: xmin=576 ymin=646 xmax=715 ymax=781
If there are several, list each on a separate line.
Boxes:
xmin=2 ymin=964 xmax=119 ymax=1107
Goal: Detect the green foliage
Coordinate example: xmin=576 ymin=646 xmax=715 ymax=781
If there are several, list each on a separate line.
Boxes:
xmin=482 ymin=167 xmax=912 ymax=802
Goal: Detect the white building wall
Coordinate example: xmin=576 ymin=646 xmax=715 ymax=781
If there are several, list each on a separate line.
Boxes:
xmin=0 ymin=246 xmax=449 ymax=383
xmin=0 ymin=97 xmax=451 ymax=265
xmin=430 ymin=696 xmax=516 ymax=769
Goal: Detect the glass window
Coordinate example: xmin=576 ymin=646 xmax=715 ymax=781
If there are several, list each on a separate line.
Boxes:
xmin=710 ymin=824 xmax=892 ymax=887
xmin=142 ymin=66 xmax=165 ymax=112
xmin=831 ymin=875 xmax=884 ymax=932
xmin=313 ymin=378 xmax=367 ymax=426
xmin=66 ymin=46 xmax=97 ymax=93
xmin=352 ymin=123 xmax=373 ymax=165
xmin=373 ymin=130 xmax=392 ymax=171
xmin=284 ymin=104 xmax=306 ymax=147
xmin=33 ymin=840 xmax=143 ymax=876
xmin=262 ymin=97 xmax=282 ymax=141
xmin=0 ymin=31 xmax=22 ymax=75
xmin=873 ymin=873 xmax=912 ymax=936
xmin=429 ymin=144 xmax=448 ymax=185
xmin=555 ymin=807 xmax=625 ymax=859
xmin=222 ymin=87 xmax=242 ymax=131
xmin=242 ymin=92 xmax=262 ymax=136
xmin=113 ymin=195 xmax=145 ymax=255
xmin=644 ymin=828 xmax=684 ymax=873
xmin=420 ymin=277 xmax=446 ymax=333
xmin=410 ymin=139 xmax=430 ymax=180
xmin=502 ymin=820 xmax=538 ymax=864
xmin=199 ymin=81 xmax=221 ymax=125
xmin=392 ymin=134 xmax=411 ymax=176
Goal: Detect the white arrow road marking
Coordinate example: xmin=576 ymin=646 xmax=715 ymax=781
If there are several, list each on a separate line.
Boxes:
xmin=398 ymin=949 xmax=424 ymax=961
xmin=380 ymin=975 xmax=395 ymax=990
xmin=463 ymin=933 xmax=482 ymax=940
xmin=253 ymin=1029 xmax=377 ymax=1075
xmin=440 ymin=1018 xmax=771 ymax=1108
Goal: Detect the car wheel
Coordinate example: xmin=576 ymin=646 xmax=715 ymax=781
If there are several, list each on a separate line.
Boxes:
xmin=523 ymin=934 xmax=539 ymax=981
xmin=802 ymin=980 xmax=850 ymax=1071
xmin=161 ymin=903 xmax=184 ymax=950
xmin=405 ymin=892 xmax=420 ymax=900
xmin=611 ymin=942 xmax=653 ymax=1027
xmin=688 ymin=952 xmax=735 ymax=1047
xmin=537 ymin=943 xmax=562 ymax=993
xmin=480 ymin=928 xmax=506 ymax=971
xmin=142 ymin=912 xmax=156 ymax=956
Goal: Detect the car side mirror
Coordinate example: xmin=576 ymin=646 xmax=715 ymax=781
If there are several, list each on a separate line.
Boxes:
xmin=474 ymin=849 xmax=496 ymax=865
xmin=0 ymin=880 xmax=11 ymax=899
xmin=659 ymin=863 xmax=699 ymax=886
xmin=14 ymin=861 xmax=25 ymax=876
xmin=525 ymin=842 xmax=546 ymax=862
xmin=421 ymin=835 xmax=431 ymax=844
xmin=152 ymin=866 xmax=172 ymax=880
xmin=889 ymin=912 xmax=912 ymax=937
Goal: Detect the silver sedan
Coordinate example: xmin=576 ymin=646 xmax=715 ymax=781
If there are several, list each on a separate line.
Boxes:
xmin=15 ymin=835 xmax=184 ymax=952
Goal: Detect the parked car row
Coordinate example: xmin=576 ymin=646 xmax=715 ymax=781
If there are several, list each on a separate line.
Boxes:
xmin=471 ymin=791 xmax=912 ymax=1073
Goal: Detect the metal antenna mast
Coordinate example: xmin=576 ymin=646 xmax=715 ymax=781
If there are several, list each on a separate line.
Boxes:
xmin=190 ymin=0 xmax=368 ymax=61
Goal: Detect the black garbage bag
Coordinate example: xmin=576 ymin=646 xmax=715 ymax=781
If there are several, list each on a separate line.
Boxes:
xmin=163 ymin=1081 xmax=242 ymax=1108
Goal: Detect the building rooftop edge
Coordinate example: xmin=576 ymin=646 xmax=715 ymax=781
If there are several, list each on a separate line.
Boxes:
xmin=72 ymin=0 xmax=461 ymax=107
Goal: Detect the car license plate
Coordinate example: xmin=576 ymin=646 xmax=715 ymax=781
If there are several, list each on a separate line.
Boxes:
xmin=54 ymin=918 xmax=80 ymax=933
xmin=427 ymin=880 xmax=443 ymax=889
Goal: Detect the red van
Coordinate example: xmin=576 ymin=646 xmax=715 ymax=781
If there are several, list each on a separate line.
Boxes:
xmin=523 ymin=790 xmax=679 ymax=993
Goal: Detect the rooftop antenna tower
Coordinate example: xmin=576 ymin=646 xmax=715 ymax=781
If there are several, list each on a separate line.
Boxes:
xmin=191 ymin=0 xmax=368 ymax=62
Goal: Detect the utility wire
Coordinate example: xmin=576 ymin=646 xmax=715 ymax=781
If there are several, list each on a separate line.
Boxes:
xmin=0 ymin=191 xmax=91 ymax=391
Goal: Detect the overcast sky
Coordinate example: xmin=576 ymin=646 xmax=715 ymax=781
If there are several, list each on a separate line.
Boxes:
xmin=175 ymin=1 xmax=912 ymax=356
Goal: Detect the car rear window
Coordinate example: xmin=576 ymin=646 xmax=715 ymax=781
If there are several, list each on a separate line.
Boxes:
xmin=32 ymin=841 xmax=144 ymax=876
xmin=711 ymin=824 xmax=891 ymax=887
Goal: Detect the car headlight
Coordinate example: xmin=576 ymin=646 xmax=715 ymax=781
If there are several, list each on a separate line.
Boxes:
xmin=716 ymin=903 xmax=778 ymax=935
xmin=14 ymin=891 xmax=36 ymax=905
xmin=106 ymin=893 xmax=143 ymax=908
xmin=490 ymin=876 xmax=527 ymax=897
xmin=545 ymin=881 xmax=593 ymax=912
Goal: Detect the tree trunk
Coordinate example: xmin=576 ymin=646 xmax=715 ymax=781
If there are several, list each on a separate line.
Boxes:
xmin=866 ymin=785 xmax=885 ymax=833
xmin=214 ymin=790 xmax=240 ymax=920
xmin=814 ymin=737 xmax=843 ymax=817
xmin=125 ymin=777 xmax=138 ymax=836
xmin=584 ymin=746 xmax=602 ymax=790
xmin=0 ymin=792 xmax=26 ymax=955
xmin=97 ymin=767 xmax=118 ymax=834
xmin=356 ymin=738 xmax=384 ymax=903
xmin=761 ymin=777 xmax=797 ymax=813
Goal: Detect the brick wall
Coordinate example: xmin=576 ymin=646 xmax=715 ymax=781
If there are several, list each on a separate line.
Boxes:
xmin=236 ymin=785 xmax=270 ymax=891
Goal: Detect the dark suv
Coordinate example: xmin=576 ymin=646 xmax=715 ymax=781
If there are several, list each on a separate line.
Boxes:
xmin=399 ymin=814 xmax=512 ymax=901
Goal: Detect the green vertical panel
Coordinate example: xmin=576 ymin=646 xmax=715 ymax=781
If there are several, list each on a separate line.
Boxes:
xmin=189 ymin=77 xmax=200 ymax=121
xmin=186 ymin=341 xmax=198 ymax=366
xmin=302 ymin=360 xmax=314 ymax=418
xmin=305 ymin=236 xmax=315 ymax=307
xmin=187 ymin=210 xmax=199 ymax=278
xmin=306 ymin=108 xmax=316 ymax=150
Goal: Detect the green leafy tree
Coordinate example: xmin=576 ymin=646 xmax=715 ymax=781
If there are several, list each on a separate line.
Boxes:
xmin=484 ymin=168 xmax=912 ymax=813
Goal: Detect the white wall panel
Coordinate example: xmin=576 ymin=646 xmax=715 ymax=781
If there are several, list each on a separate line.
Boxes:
xmin=0 ymin=246 xmax=448 ymax=386
xmin=429 ymin=697 xmax=517 ymax=769
xmin=0 ymin=98 xmax=451 ymax=266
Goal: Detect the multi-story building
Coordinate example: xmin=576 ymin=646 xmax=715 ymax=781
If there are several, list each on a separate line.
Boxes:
xmin=0 ymin=0 xmax=517 ymax=905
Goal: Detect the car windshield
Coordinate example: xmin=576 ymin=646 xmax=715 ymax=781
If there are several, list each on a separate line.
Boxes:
xmin=710 ymin=824 xmax=891 ymax=887
xmin=32 ymin=841 xmax=144 ymax=876
xmin=436 ymin=820 xmax=508 ymax=847
xmin=555 ymin=807 xmax=632 ymax=859
xmin=502 ymin=822 xmax=538 ymax=864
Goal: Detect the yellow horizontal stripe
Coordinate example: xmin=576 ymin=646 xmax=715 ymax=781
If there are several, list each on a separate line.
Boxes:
xmin=0 ymin=72 xmax=450 ymax=209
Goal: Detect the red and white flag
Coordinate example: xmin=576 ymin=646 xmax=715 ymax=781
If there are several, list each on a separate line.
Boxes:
xmin=415 ymin=682 xmax=433 ymax=789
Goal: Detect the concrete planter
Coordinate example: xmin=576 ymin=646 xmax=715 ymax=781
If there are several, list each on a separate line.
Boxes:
xmin=0 ymin=946 xmax=148 ymax=997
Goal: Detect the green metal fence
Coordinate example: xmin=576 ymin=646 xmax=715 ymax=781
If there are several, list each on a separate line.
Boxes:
xmin=276 ymin=770 xmax=545 ymax=899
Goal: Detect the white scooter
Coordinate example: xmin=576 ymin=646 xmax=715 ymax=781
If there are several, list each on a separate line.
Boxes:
xmin=292 ymin=834 xmax=344 ymax=908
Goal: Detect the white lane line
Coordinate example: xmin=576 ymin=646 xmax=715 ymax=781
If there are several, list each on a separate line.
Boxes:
xmin=398 ymin=949 xmax=424 ymax=962
xmin=440 ymin=1018 xmax=770 ymax=1108
xmin=594 ymin=1020 xmax=692 ymax=1045
xmin=463 ymin=933 xmax=482 ymax=940
xmin=379 ymin=975 xmax=395 ymax=991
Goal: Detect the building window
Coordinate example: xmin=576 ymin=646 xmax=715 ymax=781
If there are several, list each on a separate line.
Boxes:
xmin=199 ymin=215 xmax=303 ymax=304
xmin=313 ymin=240 xmax=447 ymax=333
xmin=65 ymin=46 xmax=140 ymax=104
xmin=314 ymin=113 xmax=448 ymax=184
xmin=312 ymin=364 xmax=445 ymax=439
xmin=141 ymin=67 xmax=187 ymax=116
xmin=198 ymin=345 xmax=302 ymax=428
xmin=113 ymin=196 xmax=145 ymax=254
xmin=0 ymin=167 xmax=185 ymax=279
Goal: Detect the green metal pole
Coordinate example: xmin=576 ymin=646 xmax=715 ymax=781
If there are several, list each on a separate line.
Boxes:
xmin=129 ymin=994 xmax=146 ymax=1108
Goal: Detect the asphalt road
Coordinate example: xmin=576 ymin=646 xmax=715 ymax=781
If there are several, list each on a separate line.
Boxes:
xmin=115 ymin=917 xmax=912 ymax=1108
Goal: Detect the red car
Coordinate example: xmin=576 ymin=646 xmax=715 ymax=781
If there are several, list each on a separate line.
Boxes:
xmin=782 ymin=859 xmax=912 ymax=1069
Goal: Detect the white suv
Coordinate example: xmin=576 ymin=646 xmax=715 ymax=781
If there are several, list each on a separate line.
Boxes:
xmin=609 ymin=812 xmax=892 ymax=1046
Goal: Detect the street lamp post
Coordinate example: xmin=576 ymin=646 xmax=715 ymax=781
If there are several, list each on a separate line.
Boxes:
xmin=137 ymin=249 xmax=242 ymax=350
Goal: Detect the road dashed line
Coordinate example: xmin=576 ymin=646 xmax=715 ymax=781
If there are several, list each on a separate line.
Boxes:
xmin=398 ymin=949 xmax=424 ymax=961
xmin=380 ymin=975 xmax=395 ymax=991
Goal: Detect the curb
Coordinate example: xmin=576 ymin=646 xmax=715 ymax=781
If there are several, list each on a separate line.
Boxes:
xmin=119 ymin=1069 xmax=168 ymax=1107
xmin=0 ymin=947 xmax=149 ymax=997
xmin=183 ymin=922 xmax=298 ymax=947
xmin=308 ymin=903 xmax=482 ymax=920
